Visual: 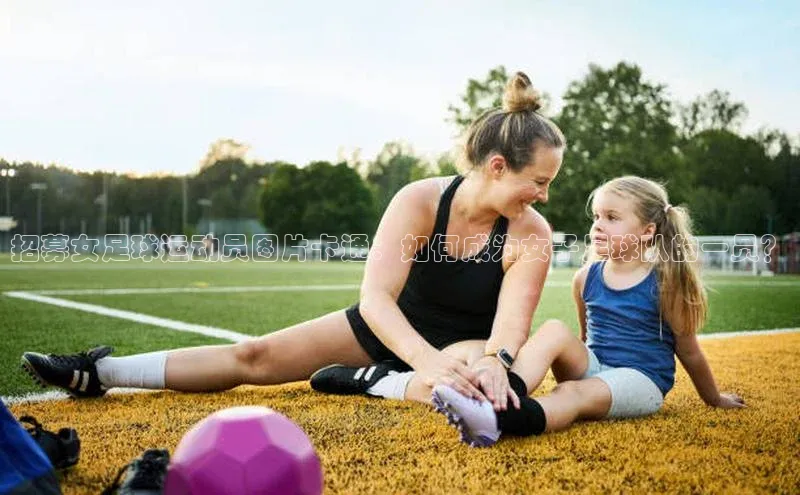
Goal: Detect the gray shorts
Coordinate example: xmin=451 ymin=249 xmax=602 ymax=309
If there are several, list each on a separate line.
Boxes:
xmin=581 ymin=346 xmax=664 ymax=419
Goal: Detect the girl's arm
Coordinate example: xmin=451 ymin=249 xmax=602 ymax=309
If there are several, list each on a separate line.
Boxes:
xmin=674 ymin=332 xmax=745 ymax=408
xmin=571 ymin=265 xmax=589 ymax=342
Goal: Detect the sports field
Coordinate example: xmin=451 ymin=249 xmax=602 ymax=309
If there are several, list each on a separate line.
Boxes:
xmin=2 ymin=256 xmax=799 ymax=493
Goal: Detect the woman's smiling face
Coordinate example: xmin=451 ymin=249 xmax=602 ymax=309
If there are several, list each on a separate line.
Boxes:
xmin=487 ymin=145 xmax=563 ymax=219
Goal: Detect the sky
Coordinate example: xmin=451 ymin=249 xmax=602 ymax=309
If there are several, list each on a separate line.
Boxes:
xmin=1 ymin=0 xmax=798 ymax=176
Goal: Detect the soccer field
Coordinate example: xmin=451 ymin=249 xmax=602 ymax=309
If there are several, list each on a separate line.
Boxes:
xmin=2 ymin=256 xmax=799 ymax=493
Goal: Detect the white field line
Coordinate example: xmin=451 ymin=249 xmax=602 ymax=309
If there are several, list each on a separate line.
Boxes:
xmin=697 ymin=327 xmax=800 ymax=340
xmin=3 ymin=291 xmax=252 ymax=343
xmin=2 ymin=286 xmax=797 ymax=405
xmin=4 ymin=388 xmax=158 ymax=406
xmin=31 ymin=284 xmax=361 ymax=296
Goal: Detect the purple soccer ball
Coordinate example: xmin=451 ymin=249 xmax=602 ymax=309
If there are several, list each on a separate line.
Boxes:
xmin=164 ymin=406 xmax=323 ymax=495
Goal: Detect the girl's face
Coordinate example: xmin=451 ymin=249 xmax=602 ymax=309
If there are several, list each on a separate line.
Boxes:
xmin=486 ymin=146 xmax=562 ymax=220
xmin=590 ymin=189 xmax=655 ymax=260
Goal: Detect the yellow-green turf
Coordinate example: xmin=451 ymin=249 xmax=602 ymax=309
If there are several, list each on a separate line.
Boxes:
xmin=8 ymin=332 xmax=799 ymax=494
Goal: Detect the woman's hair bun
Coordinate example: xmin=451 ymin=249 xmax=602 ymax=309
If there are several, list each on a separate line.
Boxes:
xmin=502 ymin=71 xmax=542 ymax=113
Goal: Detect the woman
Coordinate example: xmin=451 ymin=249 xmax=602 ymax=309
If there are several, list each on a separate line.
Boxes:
xmin=21 ymin=72 xmax=564 ymax=412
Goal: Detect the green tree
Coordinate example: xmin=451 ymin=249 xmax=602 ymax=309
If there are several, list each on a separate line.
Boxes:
xmin=366 ymin=142 xmax=430 ymax=217
xmin=447 ymin=66 xmax=511 ymax=132
xmin=259 ymin=164 xmax=307 ymax=240
xmin=435 ymin=153 xmax=460 ymax=176
xmin=302 ymin=161 xmax=376 ymax=237
xmin=259 ymin=162 xmax=376 ymax=240
xmin=543 ymin=62 xmax=684 ymax=235
xmin=199 ymin=138 xmax=251 ymax=170
xmin=679 ymin=90 xmax=748 ymax=136
xmin=767 ymin=136 xmax=800 ymax=233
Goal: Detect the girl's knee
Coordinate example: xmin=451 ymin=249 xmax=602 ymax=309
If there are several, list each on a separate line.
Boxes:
xmin=551 ymin=380 xmax=582 ymax=400
xmin=533 ymin=319 xmax=574 ymax=345
xmin=553 ymin=379 xmax=610 ymax=410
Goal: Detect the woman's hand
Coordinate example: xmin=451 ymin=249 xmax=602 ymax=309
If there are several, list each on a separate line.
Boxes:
xmin=714 ymin=392 xmax=745 ymax=409
xmin=413 ymin=349 xmax=486 ymax=401
xmin=472 ymin=356 xmax=520 ymax=411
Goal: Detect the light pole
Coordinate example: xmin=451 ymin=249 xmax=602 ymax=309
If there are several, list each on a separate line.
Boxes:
xmin=30 ymin=183 xmax=47 ymax=234
xmin=0 ymin=168 xmax=16 ymax=253
xmin=197 ymin=198 xmax=212 ymax=233
xmin=0 ymin=167 xmax=16 ymax=215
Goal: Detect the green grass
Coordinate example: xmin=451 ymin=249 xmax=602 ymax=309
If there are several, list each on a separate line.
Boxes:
xmin=0 ymin=296 xmax=227 ymax=396
xmin=1 ymin=256 xmax=798 ymax=397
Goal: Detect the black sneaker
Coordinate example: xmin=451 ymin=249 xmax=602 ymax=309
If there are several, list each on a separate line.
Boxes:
xmin=19 ymin=415 xmax=81 ymax=470
xmin=310 ymin=361 xmax=403 ymax=396
xmin=20 ymin=346 xmax=114 ymax=398
xmin=102 ymin=449 xmax=170 ymax=495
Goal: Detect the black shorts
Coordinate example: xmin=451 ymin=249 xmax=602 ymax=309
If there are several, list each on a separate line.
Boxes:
xmin=345 ymin=303 xmax=474 ymax=369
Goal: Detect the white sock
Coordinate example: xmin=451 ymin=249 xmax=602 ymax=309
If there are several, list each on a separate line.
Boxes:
xmin=95 ymin=351 xmax=168 ymax=389
xmin=366 ymin=371 xmax=414 ymax=400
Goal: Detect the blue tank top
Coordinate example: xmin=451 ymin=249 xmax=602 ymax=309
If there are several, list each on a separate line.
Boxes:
xmin=584 ymin=261 xmax=676 ymax=396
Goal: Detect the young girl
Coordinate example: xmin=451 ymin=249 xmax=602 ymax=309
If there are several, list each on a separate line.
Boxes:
xmin=431 ymin=175 xmax=745 ymax=447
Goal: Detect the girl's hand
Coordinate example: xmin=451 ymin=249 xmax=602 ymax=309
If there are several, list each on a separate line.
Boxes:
xmin=415 ymin=349 xmax=486 ymax=402
xmin=715 ymin=392 xmax=745 ymax=409
xmin=472 ymin=356 xmax=521 ymax=411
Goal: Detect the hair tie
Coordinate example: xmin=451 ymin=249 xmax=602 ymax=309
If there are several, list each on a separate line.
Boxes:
xmin=663 ymin=204 xmax=672 ymax=214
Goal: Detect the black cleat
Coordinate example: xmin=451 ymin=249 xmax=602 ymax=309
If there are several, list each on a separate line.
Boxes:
xmin=20 ymin=415 xmax=81 ymax=470
xmin=310 ymin=361 xmax=403 ymax=396
xmin=102 ymin=449 xmax=170 ymax=495
xmin=21 ymin=346 xmax=114 ymax=398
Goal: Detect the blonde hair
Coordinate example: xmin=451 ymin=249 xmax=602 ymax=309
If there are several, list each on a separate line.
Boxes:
xmin=457 ymin=72 xmax=565 ymax=172
xmin=586 ymin=176 xmax=708 ymax=335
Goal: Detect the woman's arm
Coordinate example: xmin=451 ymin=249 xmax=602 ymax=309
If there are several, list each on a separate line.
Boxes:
xmin=572 ymin=265 xmax=589 ymax=342
xmin=359 ymin=180 xmax=483 ymax=399
xmin=473 ymin=215 xmax=552 ymax=410
xmin=674 ymin=332 xmax=745 ymax=408
xmin=484 ymin=223 xmax=552 ymax=359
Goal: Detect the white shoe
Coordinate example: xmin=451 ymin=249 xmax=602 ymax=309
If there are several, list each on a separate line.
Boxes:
xmin=431 ymin=385 xmax=500 ymax=447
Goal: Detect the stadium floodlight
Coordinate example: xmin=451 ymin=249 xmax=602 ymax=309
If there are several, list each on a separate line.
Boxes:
xmin=1 ymin=167 xmax=17 ymax=216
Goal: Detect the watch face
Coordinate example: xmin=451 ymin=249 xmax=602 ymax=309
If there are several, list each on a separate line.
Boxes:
xmin=497 ymin=349 xmax=514 ymax=367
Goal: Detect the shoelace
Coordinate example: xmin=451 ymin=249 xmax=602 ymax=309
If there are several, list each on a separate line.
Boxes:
xmin=49 ymin=352 xmax=90 ymax=369
xmin=101 ymin=451 xmax=170 ymax=494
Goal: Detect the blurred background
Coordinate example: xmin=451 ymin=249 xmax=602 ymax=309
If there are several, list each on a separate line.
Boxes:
xmin=1 ymin=1 xmax=798 ymax=272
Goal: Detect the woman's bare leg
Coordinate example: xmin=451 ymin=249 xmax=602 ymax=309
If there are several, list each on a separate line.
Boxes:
xmin=164 ymin=309 xmax=372 ymax=392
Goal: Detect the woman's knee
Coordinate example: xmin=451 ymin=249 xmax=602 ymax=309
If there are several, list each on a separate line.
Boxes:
xmin=232 ymin=339 xmax=274 ymax=381
xmin=441 ymin=340 xmax=485 ymax=366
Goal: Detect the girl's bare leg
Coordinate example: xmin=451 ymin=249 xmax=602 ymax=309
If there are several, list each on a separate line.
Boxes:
xmin=511 ymin=319 xmax=590 ymax=394
xmin=536 ymin=378 xmax=612 ymax=432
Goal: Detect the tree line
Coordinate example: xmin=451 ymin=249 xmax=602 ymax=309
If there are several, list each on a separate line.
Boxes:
xmin=1 ymin=62 xmax=797 ymax=240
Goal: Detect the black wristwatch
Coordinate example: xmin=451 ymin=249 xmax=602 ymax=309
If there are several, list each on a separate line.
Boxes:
xmin=485 ymin=348 xmax=514 ymax=369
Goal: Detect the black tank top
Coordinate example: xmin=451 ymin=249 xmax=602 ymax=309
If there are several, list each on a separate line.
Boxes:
xmin=396 ymin=175 xmax=509 ymax=342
